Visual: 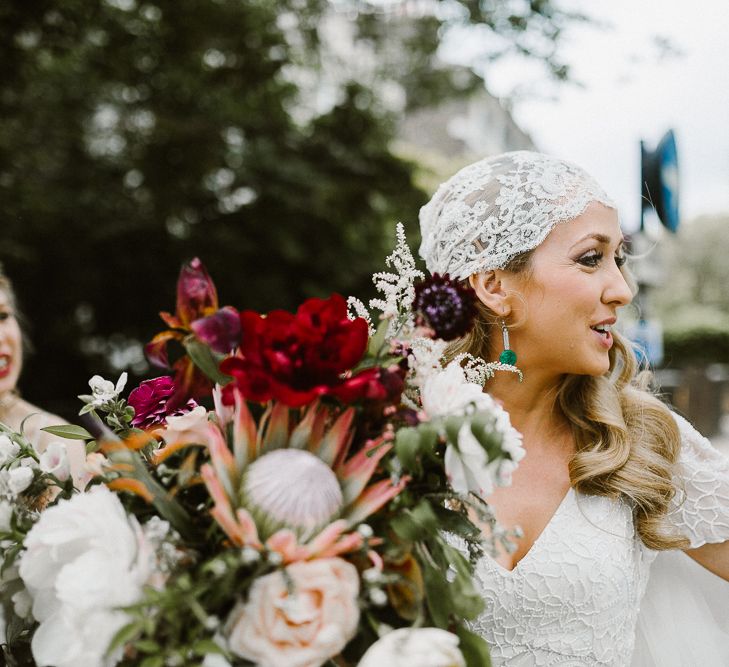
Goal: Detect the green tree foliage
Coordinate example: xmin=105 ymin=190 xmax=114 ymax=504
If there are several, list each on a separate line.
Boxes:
xmin=653 ymin=214 xmax=729 ymax=364
xmin=0 ymin=0 xmax=578 ymax=416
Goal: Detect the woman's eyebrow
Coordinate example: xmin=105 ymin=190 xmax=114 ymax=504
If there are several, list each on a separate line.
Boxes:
xmin=570 ymin=233 xmax=626 ymax=249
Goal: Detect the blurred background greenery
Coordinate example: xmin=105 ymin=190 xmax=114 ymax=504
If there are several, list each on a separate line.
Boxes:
xmin=1 ymin=0 xmax=583 ymax=417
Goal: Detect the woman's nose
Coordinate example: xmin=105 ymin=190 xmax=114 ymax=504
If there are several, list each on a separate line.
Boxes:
xmin=603 ymin=265 xmax=633 ymax=307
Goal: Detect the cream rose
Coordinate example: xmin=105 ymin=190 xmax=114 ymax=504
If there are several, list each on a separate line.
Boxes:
xmin=225 ymin=557 xmax=360 ymax=667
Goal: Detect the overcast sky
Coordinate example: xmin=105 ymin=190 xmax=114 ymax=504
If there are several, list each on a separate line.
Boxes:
xmin=442 ymin=1 xmax=729 ymax=231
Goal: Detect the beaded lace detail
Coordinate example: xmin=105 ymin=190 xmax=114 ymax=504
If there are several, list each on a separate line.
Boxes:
xmin=418 ymin=151 xmax=615 ymax=280
xmin=457 ymin=414 xmax=729 ymax=666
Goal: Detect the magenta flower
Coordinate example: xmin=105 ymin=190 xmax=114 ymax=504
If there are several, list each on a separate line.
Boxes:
xmin=128 ymin=376 xmax=197 ymax=429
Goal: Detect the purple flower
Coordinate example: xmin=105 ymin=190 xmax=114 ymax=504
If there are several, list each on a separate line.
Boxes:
xmin=413 ymin=273 xmax=477 ymax=341
xmin=128 ymin=376 xmax=197 ymax=429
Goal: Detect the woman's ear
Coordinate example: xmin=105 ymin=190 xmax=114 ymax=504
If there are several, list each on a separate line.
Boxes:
xmin=469 ymin=271 xmax=511 ymax=317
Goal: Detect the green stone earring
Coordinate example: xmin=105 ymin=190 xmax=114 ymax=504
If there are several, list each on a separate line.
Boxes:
xmin=499 ymin=319 xmax=517 ymax=366
xmin=480 ymin=318 xmax=523 ymax=381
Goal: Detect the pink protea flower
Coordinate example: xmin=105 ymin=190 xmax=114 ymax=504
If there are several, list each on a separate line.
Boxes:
xmin=201 ymin=391 xmax=409 ymax=563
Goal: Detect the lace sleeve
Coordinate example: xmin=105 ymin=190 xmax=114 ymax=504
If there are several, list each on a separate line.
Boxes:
xmin=667 ymin=413 xmax=729 ymax=549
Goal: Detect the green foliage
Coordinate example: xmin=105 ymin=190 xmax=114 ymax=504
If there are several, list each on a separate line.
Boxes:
xmin=664 ymin=326 xmax=729 ymax=366
xmin=653 ymin=215 xmax=729 ymax=365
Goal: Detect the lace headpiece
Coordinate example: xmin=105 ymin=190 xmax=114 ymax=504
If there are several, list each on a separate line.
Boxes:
xmin=418 ymin=151 xmax=616 ymax=280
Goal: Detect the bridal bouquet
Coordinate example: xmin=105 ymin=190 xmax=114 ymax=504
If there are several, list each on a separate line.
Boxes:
xmin=0 ymin=225 xmax=523 ymax=667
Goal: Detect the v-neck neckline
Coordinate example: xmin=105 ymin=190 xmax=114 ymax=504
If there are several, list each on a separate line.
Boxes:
xmin=486 ymin=487 xmax=575 ymax=576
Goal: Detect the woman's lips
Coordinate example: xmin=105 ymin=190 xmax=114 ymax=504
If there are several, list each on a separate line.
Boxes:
xmin=591 ymin=328 xmax=613 ymax=350
xmin=0 ymin=355 xmax=11 ymax=379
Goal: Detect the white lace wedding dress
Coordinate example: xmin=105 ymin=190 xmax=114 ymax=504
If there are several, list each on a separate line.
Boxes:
xmin=464 ymin=413 xmax=729 ymax=666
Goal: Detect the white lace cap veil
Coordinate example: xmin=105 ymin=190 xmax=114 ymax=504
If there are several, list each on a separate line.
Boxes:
xmin=418 ymin=151 xmax=616 ymax=279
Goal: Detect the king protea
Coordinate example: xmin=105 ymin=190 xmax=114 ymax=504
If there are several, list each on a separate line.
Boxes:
xmin=201 ymin=388 xmax=409 ymax=563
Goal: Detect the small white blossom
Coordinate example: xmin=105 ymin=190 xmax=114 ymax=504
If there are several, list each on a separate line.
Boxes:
xmin=369 ymin=588 xmax=388 ymax=606
xmin=6 ymin=467 xmax=34 ymax=496
xmin=11 ymin=589 xmax=32 ymax=618
xmin=83 ymin=372 xmax=128 ymax=407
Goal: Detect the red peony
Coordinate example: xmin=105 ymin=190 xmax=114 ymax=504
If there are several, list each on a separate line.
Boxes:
xmin=220 ymin=294 xmax=381 ymax=407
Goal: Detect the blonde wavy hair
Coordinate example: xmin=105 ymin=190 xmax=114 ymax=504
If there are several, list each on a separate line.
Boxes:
xmin=446 ymin=251 xmax=689 ymax=551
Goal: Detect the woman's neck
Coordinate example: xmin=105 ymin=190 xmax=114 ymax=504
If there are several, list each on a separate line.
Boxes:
xmin=485 ymin=367 xmax=571 ymax=446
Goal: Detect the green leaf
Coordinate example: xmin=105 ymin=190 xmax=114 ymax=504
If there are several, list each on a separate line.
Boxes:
xmin=40 ymin=424 xmax=92 ymax=440
xmin=395 ymin=427 xmax=421 ymax=471
xmin=421 ymin=561 xmax=451 ymax=628
xmin=133 ymin=639 xmax=161 ymax=654
xmin=184 ymin=337 xmax=232 ymax=386
xmin=455 ymin=624 xmax=492 ymax=667
xmin=107 ymin=621 xmax=142 ymax=654
xmin=139 ymin=657 xmax=165 ymax=667
xmin=366 ymin=317 xmax=390 ymax=357
xmin=416 ymin=422 xmax=439 ymax=454
xmin=192 ymin=639 xmax=226 ymax=656
xmin=443 ymin=415 xmax=464 ymax=446
xmin=391 ymin=500 xmax=439 ymax=541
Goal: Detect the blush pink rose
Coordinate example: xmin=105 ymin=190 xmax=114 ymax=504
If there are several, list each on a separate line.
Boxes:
xmin=225 ymin=557 xmax=360 ymax=667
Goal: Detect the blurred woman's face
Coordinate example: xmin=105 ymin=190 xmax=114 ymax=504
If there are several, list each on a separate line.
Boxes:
xmin=504 ymin=202 xmax=633 ymax=378
xmin=0 ymin=288 xmax=22 ymax=397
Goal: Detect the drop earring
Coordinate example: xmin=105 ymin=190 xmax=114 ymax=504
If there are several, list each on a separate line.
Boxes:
xmin=481 ymin=319 xmax=523 ymax=381
xmin=499 ymin=320 xmax=517 ymax=366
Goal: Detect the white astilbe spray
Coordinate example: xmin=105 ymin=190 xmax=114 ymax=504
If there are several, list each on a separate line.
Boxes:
xmin=346 ymin=296 xmax=374 ymax=335
xmin=407 ymin=338 xmax=449 ymax=390
xmin=348 ymin=224 xmax=424 ymax=337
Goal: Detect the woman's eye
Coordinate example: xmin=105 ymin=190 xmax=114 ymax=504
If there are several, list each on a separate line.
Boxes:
xmin=615 ymin=254 xmax=627 ymax=268
xmin=577 ymin=251 xmax=602 ymax=267
xmin=0 ymin=311 xmax=9 ymax=322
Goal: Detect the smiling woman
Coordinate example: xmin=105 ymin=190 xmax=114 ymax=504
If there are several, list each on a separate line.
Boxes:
xmin=0 ymin=267 xmax=85 ymax=482
xmin=419 ymin=151 xmax=729 ymax=666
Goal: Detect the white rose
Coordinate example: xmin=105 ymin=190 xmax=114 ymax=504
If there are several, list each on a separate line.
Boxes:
xmin=7 ymin=466 xmax=34 ymax=495
xmin=358 ymin=628 xmax=466 ymax=667
xmin=19 ymin=485 xmax=156 ymax=667
xmin=420 ymin=362 xmax=495 ymax=419
xmin=39 ymin=441 xmax=71 ymax=482
xmin=0 ymin=434 xmax=20 ymax=465
xmin=445 ymin=425 xmax=497 ymax=497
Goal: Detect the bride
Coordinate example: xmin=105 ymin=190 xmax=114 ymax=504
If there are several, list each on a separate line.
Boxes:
xmin=418 ymin=151 xmax=729 ymax=666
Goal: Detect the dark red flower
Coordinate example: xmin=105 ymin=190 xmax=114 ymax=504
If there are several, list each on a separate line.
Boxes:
xmin=220 ymin=294 xmax=378 ymax=407
xmin=128 ymin=376 xmax=198 ymax=429
xmin=413 ymin=273 xmax=477 ymax=341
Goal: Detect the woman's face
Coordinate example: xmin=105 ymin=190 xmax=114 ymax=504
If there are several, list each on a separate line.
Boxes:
xmin=504 ymin=202 xmax=633 ymax=378
xmin=0 ymin=288 xmax=23 ymax=397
